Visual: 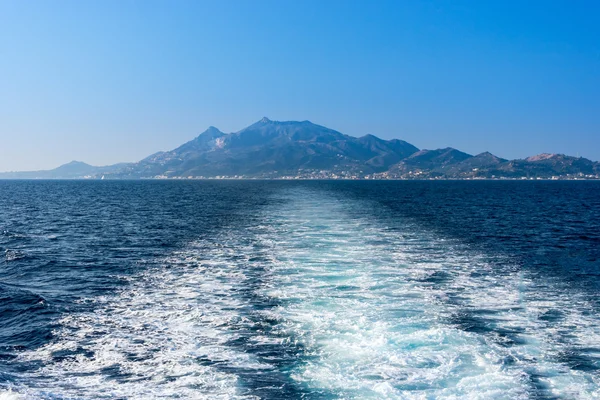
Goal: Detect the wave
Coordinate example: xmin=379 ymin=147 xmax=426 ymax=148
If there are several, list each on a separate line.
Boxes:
xmin=4 ymin=187 xmax=600 ymax=399
xmin=252 ymin=188 xmax=600 ymax=398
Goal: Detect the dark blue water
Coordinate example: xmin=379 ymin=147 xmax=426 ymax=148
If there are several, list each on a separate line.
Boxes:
xmin=0 ymin=180 xmax=598 ymax=399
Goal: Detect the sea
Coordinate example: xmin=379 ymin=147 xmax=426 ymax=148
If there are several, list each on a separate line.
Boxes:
xmin=0 ymin=180 xmax=599 ymax=399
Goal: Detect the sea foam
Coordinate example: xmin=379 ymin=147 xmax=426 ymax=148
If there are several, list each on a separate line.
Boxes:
xmin=6 ymin=187 xmax=600 ymax=399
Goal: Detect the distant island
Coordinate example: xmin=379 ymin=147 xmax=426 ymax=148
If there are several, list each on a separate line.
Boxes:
xmin=2 ymin=118 xmax=599 ymax=180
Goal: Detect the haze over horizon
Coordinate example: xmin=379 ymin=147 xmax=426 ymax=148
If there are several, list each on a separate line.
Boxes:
xmin=1 ymin=0 xmax=599 ymax=172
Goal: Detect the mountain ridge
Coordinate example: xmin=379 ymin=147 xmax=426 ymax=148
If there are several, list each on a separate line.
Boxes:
xmin=1 ymin=118 xmax=598 ymax=180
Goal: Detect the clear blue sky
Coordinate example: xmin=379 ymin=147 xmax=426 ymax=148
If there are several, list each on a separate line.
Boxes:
xmin=1 ymin=0 xmax=599 ymax=171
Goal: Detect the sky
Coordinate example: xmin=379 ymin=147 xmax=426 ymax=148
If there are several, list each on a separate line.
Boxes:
xmin=0 ymin=0 xmax=599 ymax=171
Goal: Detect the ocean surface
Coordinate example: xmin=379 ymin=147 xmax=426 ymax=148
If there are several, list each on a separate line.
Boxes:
xmin=0 ymin=180 xmax=599 ymax=399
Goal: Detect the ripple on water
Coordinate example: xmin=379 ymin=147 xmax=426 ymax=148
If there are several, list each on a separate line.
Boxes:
xmin=252 ymin=189 xmax=600 ymax=399
xmin=3 ymin=185 xmax=600 ymax=399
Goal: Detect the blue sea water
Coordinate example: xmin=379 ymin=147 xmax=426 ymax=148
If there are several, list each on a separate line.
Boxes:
xmin=0 ymin=180 xmax=599 ymax=399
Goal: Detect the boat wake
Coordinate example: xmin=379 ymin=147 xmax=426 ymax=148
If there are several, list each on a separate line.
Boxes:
xmin=4 ymin=187 xmax=599 ymax=399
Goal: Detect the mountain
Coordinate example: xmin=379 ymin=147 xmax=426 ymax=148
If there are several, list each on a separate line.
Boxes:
xmin=111 ymin=118 xmax=420 ymax=178
xmin=358 ymin=135 xmax=419 ymax=169
xmin=385 ymin=148 xmax=599 ymax=179
xmin=1 ymin=119 xmax=598 ymax=180
xmin=444 ymin=152 xmax=508 ymax=177
xmin=388 ymin=147 xmax=473 ymax=177
xmin=430 ymin=152 xmax=598 ymax=179
xmin=0 ymin=161 xmax=130 ymax=179
xmin=491 ymin=154 xmax=599 ymax=178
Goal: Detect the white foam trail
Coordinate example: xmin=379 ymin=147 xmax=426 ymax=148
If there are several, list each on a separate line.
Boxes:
xmin=0 ymin=390 xmax=25 ymax=400
xmin=252 ymin=188 xmax=600 ymax=399
xmin=7 ymin=187 xmax=600 ymax=399
xmin=10 ymin=238 xmax=270 ymax=399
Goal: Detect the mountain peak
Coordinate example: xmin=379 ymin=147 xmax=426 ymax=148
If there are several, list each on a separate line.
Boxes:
xmin=260 ymin=117 xmax=272 ymax=123
xmin=360 ymin=133 xmax=379 ymax=139
xmin=202 ymin=126 xmax=223 ymax=134
xmin=527 ymin=153 xmax=558 ymax=162
xmin=64 ymin=160 xmax=91 ymax=167
xmin=196 ymin=126 xmax=224 ymax=139
xmin=53 ymin=160 xmax=96 ymax=173
xmin=475 ymin=151 xmax=502 ymax=159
